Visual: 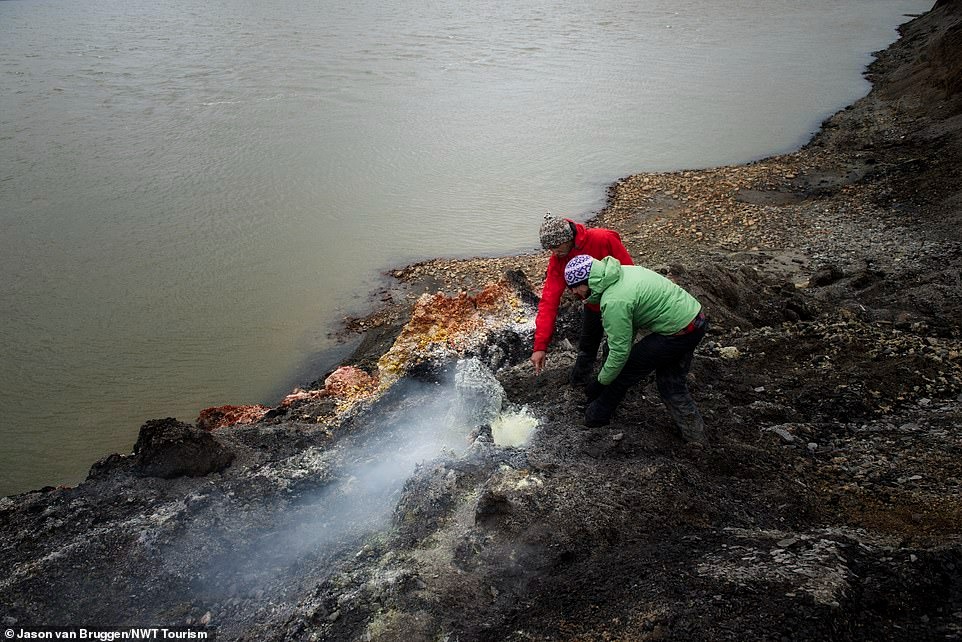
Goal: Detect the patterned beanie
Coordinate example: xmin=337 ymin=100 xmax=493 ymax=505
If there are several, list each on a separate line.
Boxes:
xmin=539 ymin=213 xmax=575 ymax=249
xmin=564 ymin=254 xmax=594 ymax=286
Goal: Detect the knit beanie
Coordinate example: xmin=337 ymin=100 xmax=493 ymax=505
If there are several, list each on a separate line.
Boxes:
xmin=564 ymin=254 xmax=594 ymax=286
xmin=539 ymin=214 xmax=575 ymax=249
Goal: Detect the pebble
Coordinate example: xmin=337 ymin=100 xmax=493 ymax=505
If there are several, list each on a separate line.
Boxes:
xmin=762 ymin=427 xmax=796 ymax=443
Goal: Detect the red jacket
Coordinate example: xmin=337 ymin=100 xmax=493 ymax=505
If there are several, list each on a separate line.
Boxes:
xmin=533 ymin=220 xmax=633 ymax=352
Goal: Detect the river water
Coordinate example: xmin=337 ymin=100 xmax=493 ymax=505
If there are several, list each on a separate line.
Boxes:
xmin=0 ymin=0 xmax=928 ymax=495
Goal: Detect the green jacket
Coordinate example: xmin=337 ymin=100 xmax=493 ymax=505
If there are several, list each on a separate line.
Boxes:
xmin=586 ymin=256 xmax=702 ymax=385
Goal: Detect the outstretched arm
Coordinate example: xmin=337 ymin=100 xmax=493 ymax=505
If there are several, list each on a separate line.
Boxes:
xmin=532 ymin=261 xmax=566 ymax=353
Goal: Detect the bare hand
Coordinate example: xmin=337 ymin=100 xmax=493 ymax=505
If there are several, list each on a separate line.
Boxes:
xmin=530 ymin=350 xmax=546 ymax=375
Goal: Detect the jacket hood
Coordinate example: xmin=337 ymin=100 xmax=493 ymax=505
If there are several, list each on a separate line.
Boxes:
xmin=566 ymin=220 xmax=588 ymax=252
xmin=586 ymin=256 xmax=623 ymax=304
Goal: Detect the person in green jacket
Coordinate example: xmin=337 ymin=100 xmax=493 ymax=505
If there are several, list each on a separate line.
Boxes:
xmin=563 ymin=254 xmax=708 ymax=442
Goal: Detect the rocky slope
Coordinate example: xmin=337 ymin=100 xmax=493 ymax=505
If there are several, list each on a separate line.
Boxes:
xmin=3 ymin=2 xmax=962 ymax=640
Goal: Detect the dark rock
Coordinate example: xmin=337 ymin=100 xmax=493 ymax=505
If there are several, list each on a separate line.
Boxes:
xmin=132 ymin=418 xmax=234 ymax=479
xmin=473 ymin=327 xmax=529 ymax=372
xmin=346 ymin=321 xmax=406 ymax=373
xmin=810 ymin=264 xmax=844 ymax=287
xmin=849 ymin=269 xmax=884 ymax=290
xmin=86 ymin=452 xmax=128 ymax=480
xmin=504 ymin=268 xmax=540 ymax=308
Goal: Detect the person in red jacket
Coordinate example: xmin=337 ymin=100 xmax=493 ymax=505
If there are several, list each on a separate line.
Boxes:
xmin=530 ymin=214 xmax=634 ymax=383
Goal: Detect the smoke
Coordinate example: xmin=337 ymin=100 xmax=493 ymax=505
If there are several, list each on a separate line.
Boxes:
xmin=177 ymin=358 xmax=506 ymax=605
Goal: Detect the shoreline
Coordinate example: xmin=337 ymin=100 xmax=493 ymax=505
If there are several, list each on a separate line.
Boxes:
xmin=335 ymin=12 xmax=951 ymax=366
xmin=335 ymin=148 xmax=905 ymax=376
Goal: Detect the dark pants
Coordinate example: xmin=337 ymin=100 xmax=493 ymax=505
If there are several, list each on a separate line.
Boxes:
xmin=586 ymin=316 xmax=708 ymax=441
xmin=569 ymin=307 xmax=605 ymax=384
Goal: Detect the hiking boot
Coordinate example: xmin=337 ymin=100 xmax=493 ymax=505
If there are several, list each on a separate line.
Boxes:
xmin=568 ymin=353 xmax=594 ymax=386
xmin=664 ymin=400 xmax=706 ymax=443
xmin=679 ymin=418 xmax=706 ymax=444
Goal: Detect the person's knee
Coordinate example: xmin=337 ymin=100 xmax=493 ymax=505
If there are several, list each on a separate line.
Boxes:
xmin=656 ymin=371 xmax=687 ymax=398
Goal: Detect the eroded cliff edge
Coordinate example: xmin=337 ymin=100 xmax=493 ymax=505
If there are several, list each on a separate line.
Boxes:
xmin=2 ymin=3 xmax=962 ymax=640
